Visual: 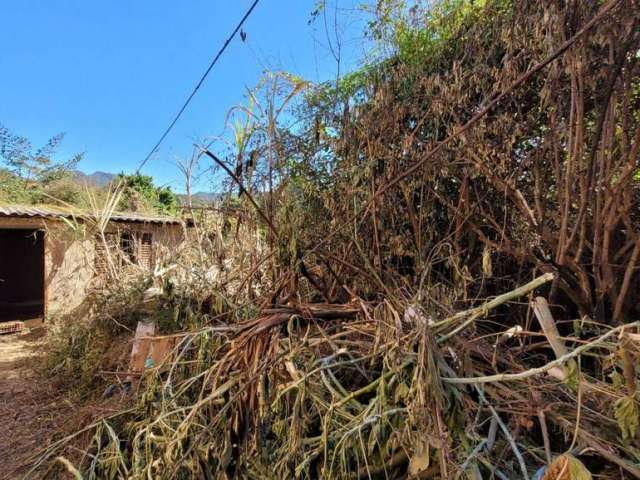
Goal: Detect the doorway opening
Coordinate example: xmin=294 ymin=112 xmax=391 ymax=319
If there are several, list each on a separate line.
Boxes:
xmin=0 ymin=229 xmax=45 ymax=321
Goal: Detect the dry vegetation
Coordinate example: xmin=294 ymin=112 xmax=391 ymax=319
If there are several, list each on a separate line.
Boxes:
xmin=21 ymin=0 xmax=640 ymax=478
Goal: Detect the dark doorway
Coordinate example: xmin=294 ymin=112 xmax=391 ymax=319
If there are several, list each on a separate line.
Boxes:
xmin=0 ymin=229 xmax=45 ymax=321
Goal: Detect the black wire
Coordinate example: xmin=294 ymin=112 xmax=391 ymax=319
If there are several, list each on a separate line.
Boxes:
xmin=136 ymin=0 xmax=261 ymax=172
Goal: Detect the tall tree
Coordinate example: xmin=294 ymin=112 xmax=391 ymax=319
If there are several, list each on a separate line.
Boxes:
xmin=0 ymin=123 xmax=83 ymax=184
xmin=0 ymin=123 xmax=84 ymax=204
xmin=116 ymin=173 xmax=178 ymax=214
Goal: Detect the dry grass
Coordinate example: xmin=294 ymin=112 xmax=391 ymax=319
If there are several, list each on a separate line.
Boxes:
xmin=22 ymin=1 xmax=640 ymax=478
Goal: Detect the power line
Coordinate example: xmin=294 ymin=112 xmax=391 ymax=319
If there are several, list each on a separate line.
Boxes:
xmin=137 ymin=0 xmax=261 ymax=172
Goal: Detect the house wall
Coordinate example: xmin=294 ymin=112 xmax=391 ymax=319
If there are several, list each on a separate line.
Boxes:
xmin=103 ymin=222 xmax=184 ymax=258
xmin=46 ymin=225 xmax=96 ymax=317
xmin=0 ymin=217 xmax=185 ymax=319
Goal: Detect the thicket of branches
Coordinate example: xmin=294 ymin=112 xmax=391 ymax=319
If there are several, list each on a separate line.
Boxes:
xmin=35 ymin=1 xmax=640 ymax=479
xmin=266 ymin=0 xmax=640 ymax=323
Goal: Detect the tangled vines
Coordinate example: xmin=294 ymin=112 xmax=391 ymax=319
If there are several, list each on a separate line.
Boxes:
xmin=34 ymin=1 xmax=640 ymax=478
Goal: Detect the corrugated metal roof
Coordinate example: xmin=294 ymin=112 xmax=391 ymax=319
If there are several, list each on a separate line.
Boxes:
xmin=0 ymin=204 xmax=182 ymax=224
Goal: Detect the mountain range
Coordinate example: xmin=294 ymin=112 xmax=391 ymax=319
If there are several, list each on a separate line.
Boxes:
xmin=72 ymin=170 xmax=220 ymax=205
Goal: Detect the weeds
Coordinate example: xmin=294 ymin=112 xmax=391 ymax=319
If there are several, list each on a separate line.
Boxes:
xmin=32 ymin=0 xmax=640 ymax=478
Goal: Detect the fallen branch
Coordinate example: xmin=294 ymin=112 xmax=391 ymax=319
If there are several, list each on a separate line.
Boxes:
xmin=435 ymin=273 xmax=555 ymax=341
xmin=443 ymin=321 xmax=640 ymax=384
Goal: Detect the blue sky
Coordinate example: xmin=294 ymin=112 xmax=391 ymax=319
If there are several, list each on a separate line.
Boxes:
xmin=0 ymin=1 xmax=368 ymax=193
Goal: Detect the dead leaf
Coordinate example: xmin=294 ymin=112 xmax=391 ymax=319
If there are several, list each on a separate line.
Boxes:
xmin=408 ymin=439 xmax=430 ymax=477
xmin=542 ymin=454 xmax=591 ymax=480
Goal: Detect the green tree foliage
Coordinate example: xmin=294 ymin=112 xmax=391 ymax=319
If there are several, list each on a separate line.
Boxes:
xmin=116 ymin=173 xmax=178 ymax=214
xmin=0 ymin=124 xmax=177 ymax=215
xmin=0 ymin=123 xmax=84 ymax=205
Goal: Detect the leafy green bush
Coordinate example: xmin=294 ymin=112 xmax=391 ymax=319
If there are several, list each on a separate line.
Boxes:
xmin=116 ymin=173 xmax=178 ymax=214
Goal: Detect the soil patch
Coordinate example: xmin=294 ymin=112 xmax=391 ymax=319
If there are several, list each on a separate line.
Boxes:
xmin=0 ymin=329 xmax=122 ymax=479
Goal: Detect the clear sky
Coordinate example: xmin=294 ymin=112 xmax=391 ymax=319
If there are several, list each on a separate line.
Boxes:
xmin=0 ymin=1 xmax=367 ymax=193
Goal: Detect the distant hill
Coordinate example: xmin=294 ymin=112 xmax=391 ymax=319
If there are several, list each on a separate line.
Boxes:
xmin=73 ymin=170 xmax=116 ymax=187
xmin=177 ymin=192 xmax=224 ymax=206
xmin=73 ymin=170 xmax=222 ymax=205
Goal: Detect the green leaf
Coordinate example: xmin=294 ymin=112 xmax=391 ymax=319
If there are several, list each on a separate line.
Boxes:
xmin=614 ymin=394 xmax=639 ymax=441
xmin=565 ymin=359 xmax=579 ymax=391
xmin=394 ymin=382 xmax=410 ymax=403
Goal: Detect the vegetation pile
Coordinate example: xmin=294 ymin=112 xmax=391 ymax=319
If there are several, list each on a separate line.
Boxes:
xmin=31 ymin=0 xmax=640 ymax=478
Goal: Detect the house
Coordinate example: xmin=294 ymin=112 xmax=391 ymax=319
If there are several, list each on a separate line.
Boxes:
xmin=0 ymin=204 xmax=185 ymax=323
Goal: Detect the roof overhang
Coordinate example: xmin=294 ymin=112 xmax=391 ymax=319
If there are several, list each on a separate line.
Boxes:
xmin=0 ymin=204 xmax=183 ymax=225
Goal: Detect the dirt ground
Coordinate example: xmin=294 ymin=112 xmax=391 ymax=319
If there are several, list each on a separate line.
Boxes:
xmin=0 ymin=329 xmax=54 ymax=479
xmin=0 ymin=329 xmax=95 ymax=479
xmin=0 ymin=328 xmax=131 ymax=479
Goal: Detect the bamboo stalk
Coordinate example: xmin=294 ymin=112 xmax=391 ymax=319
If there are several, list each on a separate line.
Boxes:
xmin=533 ymin=296 xmax=569 ymax=381
xmin=435 ymin=273 xmax=555 ymax=341
xmin=443 ymin=321 xmax=640 ymax=384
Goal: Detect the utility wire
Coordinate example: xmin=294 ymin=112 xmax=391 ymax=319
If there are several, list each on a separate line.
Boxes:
xmin=137 ymin=0 xmax=261 ymax=172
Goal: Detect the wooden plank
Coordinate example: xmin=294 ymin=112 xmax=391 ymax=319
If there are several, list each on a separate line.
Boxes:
xmin=148 ymin=336 xmax=176 ymax=368
xmin=129 ymin=321 xmax=155 ymax=373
